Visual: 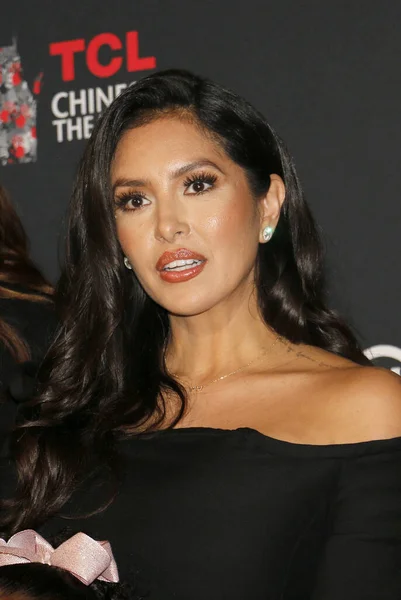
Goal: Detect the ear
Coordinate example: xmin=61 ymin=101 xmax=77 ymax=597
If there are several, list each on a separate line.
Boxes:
xmin=258 ymin=174 xmax=285 ymax=242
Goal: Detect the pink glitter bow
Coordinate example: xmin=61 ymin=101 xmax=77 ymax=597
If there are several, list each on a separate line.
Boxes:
xmin=0 ymin=530 xmax=119 ymax=585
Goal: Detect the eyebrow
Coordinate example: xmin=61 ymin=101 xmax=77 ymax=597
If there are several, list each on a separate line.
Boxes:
xmin=112 ymin=159 xmax=225 ymax=192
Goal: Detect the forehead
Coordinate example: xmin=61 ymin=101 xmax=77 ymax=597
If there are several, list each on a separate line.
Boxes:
xmin=111 ymin=116 xmax=227 ymax=177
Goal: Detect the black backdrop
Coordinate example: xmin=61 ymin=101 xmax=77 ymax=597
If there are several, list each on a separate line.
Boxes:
xmin=1 ymin=1 xmax=400 ymax=370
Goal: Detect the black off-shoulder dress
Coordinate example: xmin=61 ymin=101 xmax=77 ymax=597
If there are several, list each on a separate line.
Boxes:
xmin=37 ymin=426 xmax=401 ymax=599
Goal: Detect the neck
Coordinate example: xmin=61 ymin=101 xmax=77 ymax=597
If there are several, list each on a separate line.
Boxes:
xmin=166 ymin=285 xmax=277 ymax=382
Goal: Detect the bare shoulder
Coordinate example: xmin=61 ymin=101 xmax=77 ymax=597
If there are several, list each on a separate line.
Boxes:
xmin=316 ymin=364 xmax=401 ymax=443
xmin=336 ymin=365 xmax=401 ymax=430
xmin=281 ymin=344 xmax=401 ymax=443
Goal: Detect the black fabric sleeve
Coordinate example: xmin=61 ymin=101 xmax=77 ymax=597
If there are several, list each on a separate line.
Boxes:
xmin=312 ymin=447 xmax=401 ymax=599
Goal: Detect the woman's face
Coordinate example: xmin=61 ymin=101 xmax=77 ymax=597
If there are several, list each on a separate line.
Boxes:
xmin=112 ymin=115 xmax=282 ymax=317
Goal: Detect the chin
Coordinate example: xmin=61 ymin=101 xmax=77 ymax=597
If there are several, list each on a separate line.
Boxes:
xmin=154 ymin=293 xmax=218 ymax=318
xmin=168 ymin=305 xmax=212 ymax=318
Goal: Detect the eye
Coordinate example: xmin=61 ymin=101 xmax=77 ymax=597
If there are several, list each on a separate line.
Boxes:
xmin=114 ymin=191 xmax=151 ymax=212
xmin=183 ymin=172 xmax=217 ymax=195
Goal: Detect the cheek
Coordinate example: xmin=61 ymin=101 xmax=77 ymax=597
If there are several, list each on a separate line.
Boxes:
xmin=116 ymin=219 xmax=147 ymax=261
xmin=116 ymin=221 xmax=132 ymax=255
xmin=116 ymin=219 xmax=158 ymax=294
xmin=204 ymin=195 xmax=258 ymax=252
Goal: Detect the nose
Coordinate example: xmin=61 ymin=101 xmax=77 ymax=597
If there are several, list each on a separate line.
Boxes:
xmin=154 ymin=198 xmax=190 ymax=243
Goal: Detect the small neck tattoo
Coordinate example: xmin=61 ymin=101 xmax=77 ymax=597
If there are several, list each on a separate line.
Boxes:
xmin=175 ymin=337 xmax=280 ymax=393
xmin=171 ymin=330 xmax=340 ymax=393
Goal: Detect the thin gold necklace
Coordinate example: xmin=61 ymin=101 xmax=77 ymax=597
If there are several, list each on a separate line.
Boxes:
xmin=174 ymin=336 xmax=280 ymax=392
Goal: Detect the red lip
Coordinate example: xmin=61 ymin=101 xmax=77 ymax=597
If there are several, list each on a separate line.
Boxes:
xmin=156 ymin=248 xmax=206 ymax=271
xmin=156 ymin=248 xmax=207 ymax=284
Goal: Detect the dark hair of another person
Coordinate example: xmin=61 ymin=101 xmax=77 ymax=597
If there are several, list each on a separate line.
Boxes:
xmin=0 ymin=563 xmax=132 ymax=600
xmin=0 ymin=69 xmax=371 ymax=535
xmin=0 ymin=185 xmax=53 ymax=363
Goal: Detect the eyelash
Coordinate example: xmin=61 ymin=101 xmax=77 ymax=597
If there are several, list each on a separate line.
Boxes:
xmin=114 ymin=191 xmax=148 ymax=212
xmin=183 ymin=171 xmax=218 ymax=194
xmin=114 ymin=171 xmax=218 ymax=212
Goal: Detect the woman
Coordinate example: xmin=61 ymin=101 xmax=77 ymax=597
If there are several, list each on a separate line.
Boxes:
xmin=0 ymin=185 xmax=55 ymax=429
xmin=1 ymin=70 xmax=400 ymax=599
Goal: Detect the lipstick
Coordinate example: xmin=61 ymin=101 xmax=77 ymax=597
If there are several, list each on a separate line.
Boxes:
xmin=156 ymin=248 xmax=207 ymax=283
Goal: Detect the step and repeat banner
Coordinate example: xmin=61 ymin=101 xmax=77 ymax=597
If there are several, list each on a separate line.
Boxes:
xmin=0 ymin=1 xmax=400 ymax=371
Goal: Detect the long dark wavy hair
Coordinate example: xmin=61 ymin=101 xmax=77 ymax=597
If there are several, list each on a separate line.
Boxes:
xmin=1 ymin=69 xmax=370 ymax=535
xmin=0 ymin=185 xmax=53 ymax=363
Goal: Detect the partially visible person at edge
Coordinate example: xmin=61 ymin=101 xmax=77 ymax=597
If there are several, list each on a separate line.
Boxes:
xmin=0 ymin=528 xmax=151 ymax=600
xmin=0 ymin=564 xmax=129 ymax=600
xmin=1 ymin=70 xmax=400 ymax=600
xmin=0 ymin=185 xmax=56 ymax=421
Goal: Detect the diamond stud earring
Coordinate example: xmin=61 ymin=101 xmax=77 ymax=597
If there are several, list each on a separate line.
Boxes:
xmin=262 ymin=225 xmax=274 ymax=242
xmin=124 ymin=257 xmax=132 ymax=270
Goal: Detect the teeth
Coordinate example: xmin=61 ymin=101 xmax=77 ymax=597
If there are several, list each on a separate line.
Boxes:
xmin=164 ymin=259 xmax=202 ymax=271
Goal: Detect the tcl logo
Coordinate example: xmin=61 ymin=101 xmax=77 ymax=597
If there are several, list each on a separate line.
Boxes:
xmin=49 ymin=31 xmax=156 ymax=81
